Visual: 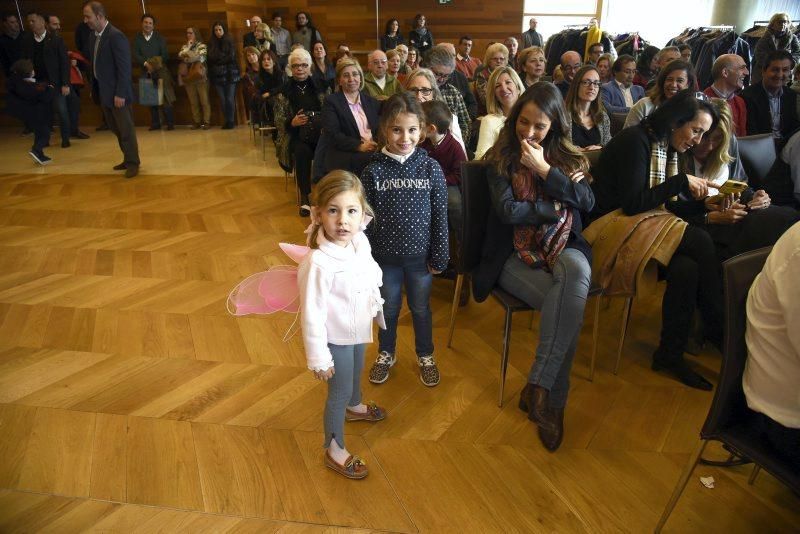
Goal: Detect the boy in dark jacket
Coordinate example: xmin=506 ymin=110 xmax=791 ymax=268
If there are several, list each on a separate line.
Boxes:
xmin=7 ymin=58 xmax=54 ymax=164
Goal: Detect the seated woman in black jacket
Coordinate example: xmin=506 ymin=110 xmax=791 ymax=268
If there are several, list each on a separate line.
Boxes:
xmin=474 ymin=82 xmax=594 ymax=451
xmin=320 ymin=58 xmax=379 ymax=176
xmin=256 ymin=49 xmax=285 ymax=125
xmin=591 ymin=89 xmax=722 ymax=390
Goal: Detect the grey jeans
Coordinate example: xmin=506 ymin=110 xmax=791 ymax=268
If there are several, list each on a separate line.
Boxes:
xmin=323 ymin=343 xmax=366 ymax=448
xmin=497 ymin=248 xmax=591 ymax=409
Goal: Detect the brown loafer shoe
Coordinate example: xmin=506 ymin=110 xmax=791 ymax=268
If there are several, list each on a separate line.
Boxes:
xmin=518 ymin=383 xmax=549 ymax=426
xmin=113 ymin=162 xmax=127 ymax=170
xmin=325 ymin=452 xmax=368 ymax=479
xmin=345 ymin=401 xmax=386 ymax=422
xmin=538 ymin=407 xmax=564 ymax=452
xmin=125 ymin=165 xmax=139 ymax=178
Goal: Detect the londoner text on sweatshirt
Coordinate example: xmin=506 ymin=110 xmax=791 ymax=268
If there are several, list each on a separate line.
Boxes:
xmin=360 ymin=147 xmax=449 ymax=272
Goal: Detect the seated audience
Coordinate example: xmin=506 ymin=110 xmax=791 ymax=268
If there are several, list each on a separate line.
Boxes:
xmin=703 ymin=54 xmax=749 ymax=136
xmin=751 ymin=12 xmax=800 ymax=84
xmin=386 ymin=48 xmax=405 ymax=84
xmin=426 ymin=45 xmax=473 ymax=142
xmin=601 ymin=54 xmax=644 ymax=114
xmin=762 ymin=127 xmax=800 ymax=207
xmin=504 ymin=36 xmax=519 ymax=69
xmin=476 ymin=82 xmax=594 ymax=452
xmin=474 ymin=42 xmax=508 ymax=116
xmin=256 ymin=49 xmax=284 ymax=126
xmin=380 ymin=19 xmax=404 ymax=51
xmin=419 ymin=100 xmax=467 ymax=234
xmin=404 ymin=68 xmax=466 ymax=155
xmin=406 ymin=46 xmax=420 ymax=71
xmin=564 ymin=65 xmax=611 ymax=150
xmin=334 ymin=43 xmax=352 ymax=65
xmin=179 ymin=27 xmax=210 ymax=130
xmin=7 ymin=58 xmax=54 ymax=165
xmin=625 ymin=59 xmax=696 ymax=128
xmin=396 ymin=44 xmax=410 ymax=75
xmin=292 ymin=12 xmax=323 ymax=51
xmin=518 ymin=46 xmax=546 ymax=89
xmin=743 ymin=220 xmax=800 ymax=472
xmin=455 ymin=36 xmax=480 ymax=80
xmin=678 ymin=44 xmax=692 ymax=63
xmin=596 ymin=53 xmax=613 ymax=83
xmin=586 ymin=42 xmax=604 ymax=65
xmin=310 ymin=41 xmax=335 ymax=91
xmin=591 ymin=90 xmax=723 ymax=390
xmin=319 ymin=58 xmax=379 ymax=176
xmin=364 ymin=49 xmax=401 ymax=100
xmin=556 ymin=51 xmax=581 ymax=98
xmin=475 ymin=66 xmax=523 ymax=159
xmin=742 ymin=50 xmax=799 ymax=145
xmin=633 ymin=45 xmax=659 ymax=88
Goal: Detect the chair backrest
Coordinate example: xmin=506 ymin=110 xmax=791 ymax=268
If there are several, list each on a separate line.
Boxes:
xmin=457 ymin=160 xmax=492 ymax=274
xmin=737 ymin=134 xmax=776 ymax=190
xmin=610 ymin=112 xmax=628 ymax=137
xmin=701 ymin=246 xmax=771 ymax=439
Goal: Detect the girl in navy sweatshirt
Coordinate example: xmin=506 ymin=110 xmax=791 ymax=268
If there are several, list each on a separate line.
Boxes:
xmin=360 ymin=92 xmax=449 ymax=387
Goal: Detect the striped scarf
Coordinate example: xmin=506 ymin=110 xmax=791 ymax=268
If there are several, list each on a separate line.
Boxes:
xmin=511 ymin=167 xmax=572 ymax=272
xmin=649 ymin=140 xmax=678 ymax=190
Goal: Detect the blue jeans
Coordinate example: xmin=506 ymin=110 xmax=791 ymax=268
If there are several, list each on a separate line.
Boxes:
xmin=497 ymin=249 xmax=591 ymax=409
xmin=52 ymin=91 xmax=71 ymax=143
xmin=323 ymin=343 xmax=365 ymax=449
xmin=377 ymin=255 xmax=434 ymax=357
xmin=214 ymin=83 xmax=237 ymax=126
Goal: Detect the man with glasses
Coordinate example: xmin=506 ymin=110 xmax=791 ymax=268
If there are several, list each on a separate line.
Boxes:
xmin=556 ymin=50 xmax=581 ymax=98
xmin=363 ymin=49 xmax=400 ymax=100
xmin=426 ymin=45 xmax=472 ymax=142
xmin=601 ymin=54 xmax=644 ymax=114
xmin=703 ymin=54 xmax=749 ymax=136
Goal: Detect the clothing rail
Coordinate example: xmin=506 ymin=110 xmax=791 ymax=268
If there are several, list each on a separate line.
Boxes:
xmin=701 ymin=25 xmax=735 ymax=30
xmin=753 ymin=20 xmax=800 ymax=24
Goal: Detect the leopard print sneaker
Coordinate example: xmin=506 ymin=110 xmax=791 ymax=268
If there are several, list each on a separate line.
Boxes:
xmin=369 ymin=351 xmax=396 ymax=384
xmin=418 ymin=355 xmax=440 ymax=387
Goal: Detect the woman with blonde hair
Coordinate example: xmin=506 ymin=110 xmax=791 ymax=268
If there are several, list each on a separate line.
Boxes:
xmin=474 ymin=42 xmax=509 ymax=115
xmin=563 ymin=65 xmax=610 ymax=149
xmin=517 ymin=46 xmax=546 ymax=88
xmin=475 ymin=65 xmax=523 ymax=159
xmin=253 ymin=22 xmax=273 ymax=54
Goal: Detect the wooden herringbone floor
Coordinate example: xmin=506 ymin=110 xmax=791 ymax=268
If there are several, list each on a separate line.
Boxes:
xmin=0 ymin=133 xmax=797 ymax=532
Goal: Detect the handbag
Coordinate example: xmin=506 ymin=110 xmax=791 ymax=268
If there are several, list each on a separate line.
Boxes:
xmin=298 ymin=111 xmax=322 ymax=144
xmin=139 ymin=77 xmax=163 ymax=106
xmin=184 ymin=61 xmax=206 ymax=83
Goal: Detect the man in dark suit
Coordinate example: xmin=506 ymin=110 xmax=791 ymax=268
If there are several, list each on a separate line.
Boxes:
xmin=742 ymin=49 xmax=799 ymax=150
xmin=20 ymin=11 xmax=72 ymax=148
xmin=601 ymin=54 xmax=645 ymax=114
xmin=83 ymin=1 xmax=140 ymax=177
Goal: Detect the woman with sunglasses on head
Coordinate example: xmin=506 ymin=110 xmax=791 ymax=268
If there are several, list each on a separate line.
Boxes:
xmin=564 ymin=65 xmax=611 ymax=150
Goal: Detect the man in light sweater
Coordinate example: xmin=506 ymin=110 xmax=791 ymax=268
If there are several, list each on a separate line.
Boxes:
xmin=363 ymin=49 xmax=400 ymax=100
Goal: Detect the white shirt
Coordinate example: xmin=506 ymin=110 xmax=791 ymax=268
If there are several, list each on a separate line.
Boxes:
xmin=34 ymin=30 xmax=46 ymax=43
xmin=143 ymin=32 xmax=153 ymax=42
xmin=373 ymin=75 xmax=386 ymax=90
xmin=616 ymin=80 xmax=633 ymax=108
xmin=381 ymin=146 xmax=412 ymax=164
xmin=474 ymin=113 xmax=506 ymax=160
xmin=743 ymin=221 xmax=800 ymax=428
xmin=780 ymin=129 xmax=800 ymax=204
xmin=298 ymin=230 xmax=384 ymax=371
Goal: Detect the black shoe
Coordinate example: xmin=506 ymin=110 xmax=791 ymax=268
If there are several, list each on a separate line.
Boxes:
xmin=113 ymin=162 xmax=127 ymax=170
xmin=538 ymin=407 xmax=564 ymax=452
xmin=201 ymin=123 xmax=210 ymax=130
xmin=71 ymin=131 xmax=90 ymax=139
xmin=96 ymin=124 xmax=109 ymax=131
xmin=190 ymin=123 xmax=201 ymax=130
xmin=166 ymin=125 xmax=175 ymax=131
xmin=652 ymin=357 xmax=713 ymax=391
xmin=125 ymin=165 xmax=139 ymax=178
xmin=518 ymin=383 xmax=550 ymax=426
xmin=221 ymin=123 xmax=234 ymax=130
xmin=29 ymin=150 xmax=51 ymax=165
xmin=61 ymin=140 xmax=71 ymax=148
xmin=148 ymin=125 xmax=161 ymax=131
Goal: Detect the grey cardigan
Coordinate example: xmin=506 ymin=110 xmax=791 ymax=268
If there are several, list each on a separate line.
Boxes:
xmin=565 ymin=110 xmax=612 ymax=147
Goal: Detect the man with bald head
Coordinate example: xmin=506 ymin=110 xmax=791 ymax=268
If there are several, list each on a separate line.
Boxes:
xmin=364 ymin=49 xmax=401 ymax=100
xmin=243 ymin=15 xmax=262 ymax=47
xmin=703 ymin=54 xmax=749 ymax=136
xmin=555 ymin=50 xmax=581 ymax=98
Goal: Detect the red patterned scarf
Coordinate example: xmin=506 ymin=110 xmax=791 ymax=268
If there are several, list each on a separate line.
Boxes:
xmin=511 ymin=167 xmax=573 ymax=272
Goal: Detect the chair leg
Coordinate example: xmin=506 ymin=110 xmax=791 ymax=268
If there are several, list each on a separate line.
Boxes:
xmin=589 ymin=294 xmax=601 ymax=382
xmin=655 ymin=439 xmax=708 ymax=533
xmin=748 ymin=465 xmax=761 ymax=485
xmin=498 ymin=309 xmax=513 ymax=407
xmin=614 ymin=297 xmax=633 ymax=375
xmin=447 ymin=274 xmax=463 ymax=348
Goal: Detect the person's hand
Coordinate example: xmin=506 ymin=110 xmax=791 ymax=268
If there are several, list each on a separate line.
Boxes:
xmin=358 ymin=139 xmax=378 ymax=152
xmin=581 ymin=145 xmax=603 ymax=151
xmin=747 ymin=189 xmax=771 ymax=210
xmin=428 ymin=263 xmax=442 ymax=275
xmin=71 ymin=59 xmax=78 ymax=67
xmin=114 ymin=96 xmax=125 ymax=108
xmin=686 ymin=174 xmax=709 ymax=200
xmin=291 ymin=110 xmax=308 ymax=127
xmin=708 ymin=205 xmax=748 ymax=225
xmin=704 ymin=193 xmax=736 ymax=212
xmin=261 ymin=91 xmax=270 ymax=99
xmin=520 ymin=139 xmax=551 ymax=177
xmin=313 ymin=367 xmax=335 ymax=381
xmin=569 ymin=170 xmax=586 ymax=183
xmin=61 ymin=85 xmax=70 ymax=96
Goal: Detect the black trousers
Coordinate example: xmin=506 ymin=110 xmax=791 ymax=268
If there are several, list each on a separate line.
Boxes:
xmin=294 ymin=138 xmax=316 ymax=198
xmin=658 ymin=225 xmax=723 ymax=360
xmin=756 ymin=412 xmax=800 ymax=472
xmin=102 ymin=104 xmax=140 ymax=166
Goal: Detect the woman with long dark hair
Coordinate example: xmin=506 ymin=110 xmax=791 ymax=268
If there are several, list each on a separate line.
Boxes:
xmin=207 ymin=20 xmax=240 ymax=129
xmin=310 ymin=41 xmax=335 ymax=91
xmin=625 ymin=59 xmax=696 ymax=128
xmin=380 ymin=19 xmax=404 ymax=51
xmin=633 ymin=45 xmax=660 ymax=88
xmin=475 ymin=82 xmax=594 ymax=451
xmin=563 ymin=64 xmax=611 ymax=149
xmin=257 ymin=49 xmax=284 ymax=125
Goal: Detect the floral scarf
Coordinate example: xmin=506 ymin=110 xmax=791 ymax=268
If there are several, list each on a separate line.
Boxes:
xmin=511 ymin=167 xmax=573 ymax=272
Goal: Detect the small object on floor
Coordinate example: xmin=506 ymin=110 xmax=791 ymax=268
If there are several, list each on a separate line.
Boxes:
xmin=125 ymin=165 xmax=139 ymax=178
xmin=418 ymin=355 xmax=440 ymax=387
xmin=112 ymin=162 xmax=127 ymax=170
xmin=325 ymin=452 xmax=368 ymax=479
xmin=61 ymin=140 xmax=71 ymax=148
xmin=700 ymin=476 xmax=715 ymax=489
xmin=71 ymin=131 xmax=90 ymax=139
xmin=29 ymin=150 xmax=52 ymax=166
xmin=96 ymin=124 xmax=109 ymax=131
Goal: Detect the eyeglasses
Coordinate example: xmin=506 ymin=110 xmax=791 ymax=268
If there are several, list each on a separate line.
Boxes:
xmin=290 ymin=63 xmax=309 ymax=69
xmin=371 ymin=59 xmax=387 ymax=65
xmin=407 ymin=87 xmax=433 ymax=96
xmin=432 ymin=70 xmax=451 ymax=82
xmin=579 ymin=80 xmax=602 ymax=88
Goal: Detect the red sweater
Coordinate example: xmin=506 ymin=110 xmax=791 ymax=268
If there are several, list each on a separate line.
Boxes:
xmin=419 ymin=131 xmax=466 ymax=186
xmin=703 ymin=86 xmax=747 ymax=137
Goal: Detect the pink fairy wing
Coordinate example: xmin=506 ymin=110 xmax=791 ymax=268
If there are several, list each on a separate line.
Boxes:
xmin=280 ymin=243 xmax=310 ymax=264
xmin=227 ymin=266 xmax=299 ymax=316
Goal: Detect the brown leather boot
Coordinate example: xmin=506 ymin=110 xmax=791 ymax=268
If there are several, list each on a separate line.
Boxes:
xmin=518 ymin=383 xmax=549 ymax=426
xmin=538 ymin=407 xmax=564 ymax=452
